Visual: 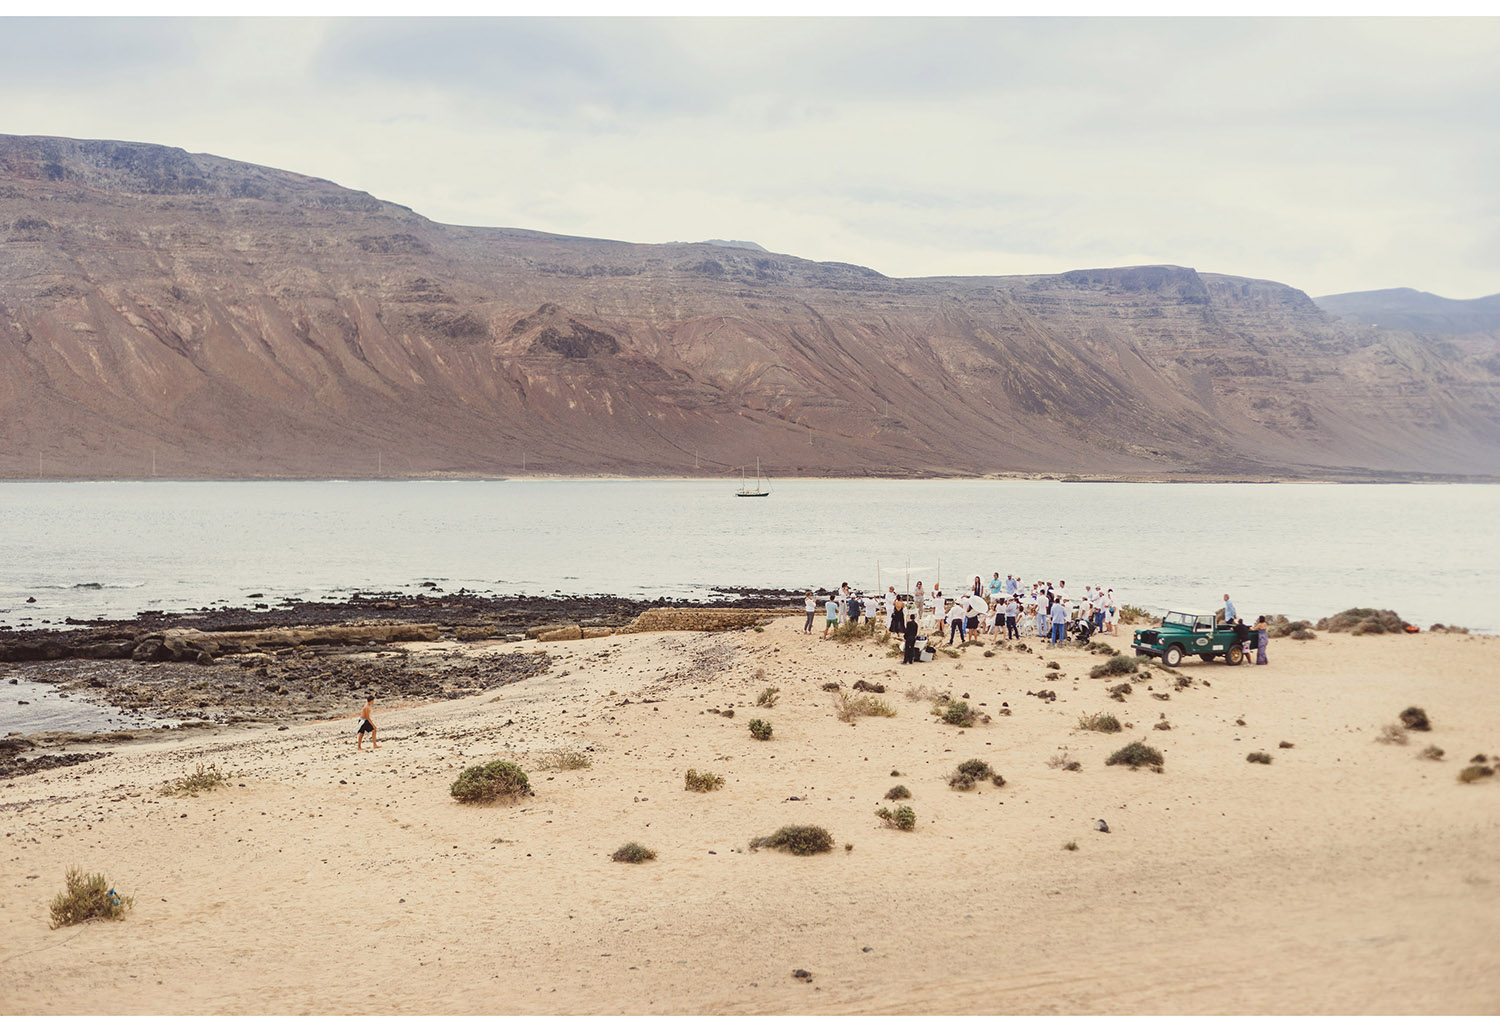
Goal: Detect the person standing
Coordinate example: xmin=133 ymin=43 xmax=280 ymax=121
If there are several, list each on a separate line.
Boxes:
xmin=1254 ymin=615 xmax=1269 ymax=665
xmin=822 ymin=596 xmax=838 ymax=640
xmin=1050 ymin=596 xmax=1068 ymax=646
xmin=890 ymin=592 xmax=906 ymax=635
xmin=949 ymin=595 xmax=968 ymax=645
xmin=902 ymin=610 xmax=920 ymax=664
xmin=803 ymin=591 xmax=816 ymax=634
xmin=1037 ymin=591 xmax=1050 ymax=640
xmin=1005 ymin=596 xmax=1019 ymax=639
xmin=1223 ymin=593 xmax=1237 ymax=624
xmin=988 ymin=572 xmax=1003 ymax=602
xmin=356 ymin=695 xmax=379 ymax=750
xmin=967 ymin=590 xmax=986 ymax=638
xmin=913 ymin=581 xmax=925 ymax=622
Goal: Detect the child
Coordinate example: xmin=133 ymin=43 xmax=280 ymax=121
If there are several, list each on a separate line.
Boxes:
xmin=356 ymin=695 xmax=379 ymax=750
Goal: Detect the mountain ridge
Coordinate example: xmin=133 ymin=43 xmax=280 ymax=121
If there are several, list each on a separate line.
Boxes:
xmin=3 ymin=133 xmax=1499 ymax=480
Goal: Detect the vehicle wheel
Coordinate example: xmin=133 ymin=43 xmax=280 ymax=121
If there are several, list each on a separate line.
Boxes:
xmin=1162 ymin=644 xmax=1184 ymax=667
xmin=1227 ymin=644 xmax=1244 ymax=666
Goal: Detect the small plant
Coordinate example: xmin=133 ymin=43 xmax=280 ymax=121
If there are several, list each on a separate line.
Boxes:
xmin=1457 ymin=765 xmax=1494 ymax=784
xmin=755 ymin=685 xmax=780 ymax=708
xmin=749 ymin=825 xmax=834 ymax=855
xmin=1089 ymin=655 xmax=1140 ymax=679
xmin=161 ymin=763 xmax=229 ymax=797
xmin=1398 ymin=707 xmax=1431 ymax=732
xmin=940 ymin=647 xmax=960 ymax=659
xmin=875 ymin=805 xmax=916 ymax=831
xmin=1279 ymin=741 xmax=1294 ymax=749
xmin=1418 ymin=745 xmax=1445 ymax=761
xmin=684 ymin=768 xmax=725 ymax=792
xmin=1047 ymin=751 xmax=1082 ymax=771
xmin=1062 ymin=840 xmax=1079 ymax=851
xmin=450 ymin=760 xmax=531 ymax=803
xmin=885 ymin=784 xmax=912 ymax=800
xmin=1246 ymin=751 xmax=1272 ymax=764
xmin=748 ymin=719 xmax=773 ymax=741
xmin=955 ymin=758 xmax=993 ymax=780
xmin=48 ymin=867 xmax=133 ymax=929
xmin=535 ymin=748 xmax=592 ymax=771
xmin=940 ymin=700 xmax=976 ymax=727
xmin=611 ymin=842 xmax=657 ymax=863
xmin=1376 ymin=724 xmax=1409 ymax=746
xmin=1106 ymin=741 xmax=1164 ymax=769
xmin=1077 ymin=711 xmax=1122 ymax=733
xmin=754 ymin=667 xmax=768 ymax=680
xmin=1118 ymin=605 xmax=1151 ymax=623
xmin=821 ymin=681 xmax=842 ymax=692
xmin=834 ymin=690 xmax=896 ymax=722
xmin=829 ymin=621 xmax=874 ymax=644
xmin=852 ymin=679 xmax=886 ymax=693
xmin=949 ymin=772 xmax=978 ymax=790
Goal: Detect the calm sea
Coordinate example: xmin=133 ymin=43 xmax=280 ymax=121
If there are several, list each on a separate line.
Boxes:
xmin=2 ymin=479 xmax=1497 ymax=635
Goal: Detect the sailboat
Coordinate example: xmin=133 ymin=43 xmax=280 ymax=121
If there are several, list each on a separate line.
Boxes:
xmin=737 ymin=458 xmax=771 ymax=497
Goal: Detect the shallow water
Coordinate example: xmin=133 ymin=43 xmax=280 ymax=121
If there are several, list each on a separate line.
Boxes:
xmin=1 ymin=479 xmax=1496 ymax=633
xmin=0 ymin=676 xmax=179 ymax=736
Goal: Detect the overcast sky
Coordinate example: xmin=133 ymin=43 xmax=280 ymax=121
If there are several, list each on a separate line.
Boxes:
xmin=4 ymin=16 xmax=1498 ymax=298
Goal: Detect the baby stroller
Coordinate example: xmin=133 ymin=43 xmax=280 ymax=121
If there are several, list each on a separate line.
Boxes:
xmin=1068 ymin=617 xmax=1095 ymax=644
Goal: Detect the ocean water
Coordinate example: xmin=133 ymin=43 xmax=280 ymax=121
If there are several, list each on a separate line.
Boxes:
xmin=1 ymin=675 xmax=179 ymax=735
xmin=1 ymin=479 xmax=1497 ymax=635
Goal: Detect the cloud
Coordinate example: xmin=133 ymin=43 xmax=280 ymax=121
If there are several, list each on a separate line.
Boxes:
xmin=1 ymin=16 xmax=1497 ymax=298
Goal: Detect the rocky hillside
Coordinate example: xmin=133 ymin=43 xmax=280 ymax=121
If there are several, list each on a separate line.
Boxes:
xmin=3 ymin=133 xmax=1499 ymax=479
xmin=1316 ymin=287 xmax=1500 ymax=336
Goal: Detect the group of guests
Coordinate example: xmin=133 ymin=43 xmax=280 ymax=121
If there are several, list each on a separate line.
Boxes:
xmin=802 ymin=573 xmax=1122 ymax=659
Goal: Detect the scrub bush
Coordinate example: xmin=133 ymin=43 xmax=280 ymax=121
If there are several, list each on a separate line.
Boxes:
xmin=749 ymin=825 xmax=834 ymax=855
xmin=450 ymin=760 xmax=531 ymax=803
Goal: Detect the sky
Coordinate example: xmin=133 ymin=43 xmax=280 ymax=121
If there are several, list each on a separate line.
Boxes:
xmin=4 ymin=15 xmax=1499 ymax=299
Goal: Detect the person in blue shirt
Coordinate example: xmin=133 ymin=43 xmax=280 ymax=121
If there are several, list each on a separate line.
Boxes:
xmin=1223 ymin=594 xmax=1237 ymax=623
xmin=822 ymin=597 xmax=838 ymax=640
xmin=988 ymin=573 xmax=1003 ymax=600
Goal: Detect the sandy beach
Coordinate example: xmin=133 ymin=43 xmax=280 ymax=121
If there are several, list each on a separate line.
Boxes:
xmin=2 ymin=617 xmax=1498 ymax=1015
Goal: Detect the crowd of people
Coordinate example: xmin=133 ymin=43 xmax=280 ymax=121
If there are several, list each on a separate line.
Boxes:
xmin=802 ymin=573 xmax=1122 ymax=662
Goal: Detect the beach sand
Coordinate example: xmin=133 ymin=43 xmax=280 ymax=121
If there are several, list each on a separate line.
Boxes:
xmin=2 ymin=619 xmax=1498 ymax=1015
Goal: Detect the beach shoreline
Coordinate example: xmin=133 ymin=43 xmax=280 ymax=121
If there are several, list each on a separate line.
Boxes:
xmin=2 ymin=611 xmax=1497 ymax=1015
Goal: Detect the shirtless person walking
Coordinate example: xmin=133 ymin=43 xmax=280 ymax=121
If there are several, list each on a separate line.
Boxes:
xmin=356 ymin=695 xmax=379 ymax=750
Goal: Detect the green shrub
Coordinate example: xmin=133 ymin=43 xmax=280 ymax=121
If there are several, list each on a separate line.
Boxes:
xmin=450 ymin=760 xmax=531 ymax=803
xmin=755 ymin=686 xmax=780 ymax=708
xmin=1089 ymin=655 xmax=1140 ymax=679
xmin=48 ymin=867 xmax=133 ymax=929
xmin=1246 ymin=752 xmax=1272 ymax=764
xmin=1077 ymin=711 xmax=1122 ymax=733
xmin=830 ymin=621 xmax=874 ymax=643
xmin=884 ymin=784 xmax=911 ymax=800
xmin=1106 ymin=741 xmax=1164 ymax=769
xmin=1418 ymin=745 xmax=1445 ymax=761
xmin=611 ymin=842 xmax=656 ymax=863
xmin=1457 ymin=765 xmax=1494 ymax=784
xmin=748 ymin=719 xmax=773 ymax=741
xmin=749 ymin=825 xmax=834 ymax=855
xmin=161 ymin=762 xmax=229 ymax=797
xmin=834 ymin=690 xmax=896 ymax=722
xmin=955 ymin=758 xmax=993 ymax=780
xmin=1399 ymin=707 xmax=1431 ymax=732
xmin=684 ymin=768 xmax=725 ymax=792
xmin=875 ymin=806 xmax=916 ymax=831
xmin=940 ymin=700 xmax=976 ymax=727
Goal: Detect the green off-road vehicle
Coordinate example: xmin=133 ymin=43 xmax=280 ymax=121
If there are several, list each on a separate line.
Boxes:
xmin=1133 ymin=611 xmax=1247 ymax=667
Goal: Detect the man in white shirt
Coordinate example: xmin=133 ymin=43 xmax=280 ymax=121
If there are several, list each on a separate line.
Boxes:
xmin=949 ymin=595 xmax=968 ymax=645
xmin=1005 ymin=597 xmax=1019 ymax=639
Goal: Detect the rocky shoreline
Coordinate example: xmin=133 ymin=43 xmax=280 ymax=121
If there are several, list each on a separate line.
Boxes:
xmin=0 ymin=588 xmax=803 ymax=774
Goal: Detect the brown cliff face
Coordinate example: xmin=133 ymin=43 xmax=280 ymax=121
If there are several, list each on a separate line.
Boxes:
xmin=3 ymin=133 xmax=1498 ymax=480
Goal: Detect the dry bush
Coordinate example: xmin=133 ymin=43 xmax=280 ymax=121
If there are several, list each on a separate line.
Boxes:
xmin=534 ymin=748 xmax=592 ymax=771
xmin=161 ymin=763 xmax=230 ymax=797
xmin=1047 ymin=751 xmax=1082 ymax=771
xmin=1118 ymin=605 xmax=1151 ymax=623
xmin=1077 ymin=711 xmax=1122 ymax=733
xmin=852 ymin=679 xmax=886 ymax=693
xmin=1321 ymin=608 xmax=1407 ymax=635
xmin=938 ymin=700 xmax=976 ymax=727
xmin=1246 ymin=751 xmax=1273 ymax=764
xmin=834 ymin=690 xmax=896 ymax=722
xmin=1062 ymin=840 xmax=1079 ymax=851
xmin=904 ymin=685 xmax=948 ymax=703
xmin=755 ymin=685 xmax=780 ymax=708
xmin=884 ymin=784 xmax=911 ymax=800
xmin=611 ymin=842 xmax=656 ymax=863
xmin=1418 ymin=745 xmax=1445 ymax=761
xmin=684 ymin=768 xmax=724 ymax=792
xmin=1428 ymin=623 xmax=1470 ymax=634
xmin=1090 ymin=655 xmax=1140 ymax=679
xmin=48 ymin=867 xmax=133 ymax=929
xmin=830 ymin=622 xmax=874 ymax=644
xmin=450 ymin=760 xmax=531 ymax=803
xmin=748 ymin=719 xmax=773 ymax=741
xmin=1376 ymin=724 xmax=1409 ymax=746
xmin=1399 ymin=707 xmax=1431 ymax=732
xmin=749 ymin=825 xmax=834 ymax=855
xmin=1457 ymin=765 xmax=1494 ymax=784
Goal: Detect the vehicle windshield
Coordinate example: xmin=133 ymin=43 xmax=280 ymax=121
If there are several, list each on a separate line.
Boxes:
xmin=1162 ymin=611 xmax=1197 ymax=627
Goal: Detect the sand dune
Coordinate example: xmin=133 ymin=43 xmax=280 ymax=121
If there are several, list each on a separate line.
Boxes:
xmin=2 ymin=620 xmax=1497 ymax=1014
